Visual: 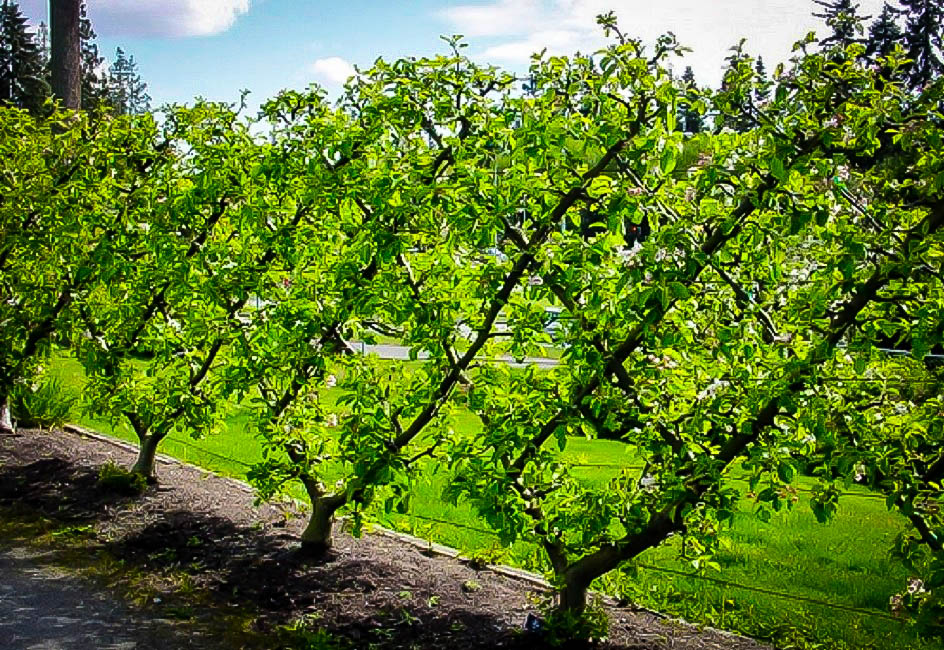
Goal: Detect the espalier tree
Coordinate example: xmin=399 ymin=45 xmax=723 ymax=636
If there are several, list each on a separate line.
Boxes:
xmin=237 ymin=25 xmax=708 ymax=555
xmin=72 ymin=97 xmax=360 ymax=480
xmin=801 ymin=69 xmax=944 ymax=634
xmin=442 ymin=34 xmax=944 ymax=621
xmin=0 ymin=106 xmax=170 ymax=431
xmin=236 ymin=41 xmax=523 ymax=553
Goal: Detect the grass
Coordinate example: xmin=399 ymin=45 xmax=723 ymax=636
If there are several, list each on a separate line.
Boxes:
xmin=46 ymin=350 xmax=942 ymax=650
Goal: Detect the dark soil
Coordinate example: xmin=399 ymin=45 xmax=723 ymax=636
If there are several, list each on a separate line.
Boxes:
xmin=0 ymin=428 xmax=770 ymax=650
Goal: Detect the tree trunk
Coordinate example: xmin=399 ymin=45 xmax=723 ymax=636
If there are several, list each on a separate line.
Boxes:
xmin=0 ymin=396 xmax=13 ymax=433
xmin=299 ymin=493 xmax=346 ymax=556
xmin=558 ymin=578 xmax=590 ymax=614
xmin=50 ymin=0 xmax=81 ymax=109
xmin=130 ymin=433 xmax=161 ymax=481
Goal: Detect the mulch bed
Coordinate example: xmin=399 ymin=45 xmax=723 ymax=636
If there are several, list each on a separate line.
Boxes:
xmin=0 ymin=428 xmax=769 ymax=650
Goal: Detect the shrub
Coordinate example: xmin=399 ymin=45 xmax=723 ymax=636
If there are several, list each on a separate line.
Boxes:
xmin=10 ymin=377 xmax=76 ymax=430
xmin=97 ymin=461 xmax=148 ymax=496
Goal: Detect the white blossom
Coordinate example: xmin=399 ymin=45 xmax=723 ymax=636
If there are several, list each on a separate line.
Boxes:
xmin=697 ymin=379 xmax=730 ymax=401
xmin=639 ymin=475 xmax=659 ymax=492
xmin=907 ymin=578 xmax=926 ymax=594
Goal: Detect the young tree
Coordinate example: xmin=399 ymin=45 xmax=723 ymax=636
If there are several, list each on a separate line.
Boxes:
xmin=109 ymin=46 xmax=150 ymax=114
xmin=866 ymin=2 xmax=904 ymax=60
xmin=0 ymin=107 xmax=171 ymax=433
xmin=0 ymin=0 xmax=49 ymax=114
xmin=717 ymin=41 xmax=756 ymax=132
xmin=50 ymin=0 xmax=80 ymax=109
xmin=238 ymin=48 xmax=523 ymax=553
xmin=813 ymin=0 xmax=870 ymax=48
xmin=73 ymin=101 xmax=271 ymax=479
xmin=899 ymin=0 xmax=944 ymax=89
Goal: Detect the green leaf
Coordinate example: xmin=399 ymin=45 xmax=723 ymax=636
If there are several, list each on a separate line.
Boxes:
xmin=660 ymin=147 xmax=677 ymax=175
xmin=770 ymin=156 xmax=787 ymax=182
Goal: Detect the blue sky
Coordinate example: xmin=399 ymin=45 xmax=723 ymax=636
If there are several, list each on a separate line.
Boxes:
xmin=18 ymin=1 xmax=892 ymax=108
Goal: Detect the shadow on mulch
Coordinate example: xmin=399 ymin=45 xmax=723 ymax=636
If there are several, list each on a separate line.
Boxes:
xmin=0 ymin=455 xmax=616 ymax=650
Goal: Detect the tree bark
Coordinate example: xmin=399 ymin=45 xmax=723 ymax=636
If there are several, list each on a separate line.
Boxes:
xmin=130 ymin=433 xmax=161 ymax=481
xmin=0 ymin=397 xmax=13 ymax=434
xmin=50 ymin=0 xmax=81 ymax=109
xmin=299 ymin=493 xmax=346 ymax=556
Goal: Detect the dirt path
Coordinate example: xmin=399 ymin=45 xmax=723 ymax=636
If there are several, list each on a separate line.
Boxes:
xmin=0 ymin=545 xmax=202 ymax=650
xmin=0 ymin=428 xmax=770 ymax=650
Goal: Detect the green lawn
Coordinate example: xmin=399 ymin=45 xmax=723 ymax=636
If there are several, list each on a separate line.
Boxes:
xmin=47 ymin=352 xmax=941 ymax=650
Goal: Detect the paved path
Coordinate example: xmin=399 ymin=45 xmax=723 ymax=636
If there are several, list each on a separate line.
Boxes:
xmin=0 ymin=546 xmax=194 ymax=650
xmin=349 ymin=341 xmax=561 ymax=367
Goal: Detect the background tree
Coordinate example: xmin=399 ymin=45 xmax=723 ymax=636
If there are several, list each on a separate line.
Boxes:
xmin=678 ymin=66 xmax=703 ymax=134
xmin=813 ymin=0 xmax=870 ymax=48
xmin=866 ymin=2 xmax=904 ymax=60
xmin=899 ymin=0 xmax=944 ymax=89
xmin=50 ymin=0 xmax=80 ymax=109
xmin=0 ymin=0 xmax=48 ymax=114
xmin=108 ymin=46 xmax=150 ymax=114
xmin=78 ymin=2 xmax=108 ymax=109
xmin=754 ymin=55 xmax=771 ymax=104
xmin=35 ymin=19 xmax=48 ymax=69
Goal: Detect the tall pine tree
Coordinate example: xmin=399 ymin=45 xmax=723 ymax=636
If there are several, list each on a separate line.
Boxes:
xmin=35 ymin=20 xmax=48 ymax=69
xmin=867 ymin=3 xmax=904 ymax=59
xmin=108 ymin=46 xmax=150 ymax=114
xmin=813 ymin=0 xmax=870 ymax=48
xmin=754 ymin=56 xmax=772 ymax=104
xmin=899 ymin=0 xmax=943 ymax=89
xmin=678 ymin=66 xmax=703 ymax=134
xmin=0 ymin=0 xmax=48 ymax=114
xmin=78 ymin=3 xmax=109 ymax=109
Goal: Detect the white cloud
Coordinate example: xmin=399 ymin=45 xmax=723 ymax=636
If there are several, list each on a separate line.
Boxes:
xmin=309 ymin=57 xmax=356 ymax=86
xmin=440 ymin=0 xmax=892 ymax=86
xmin=440 ymin=0 xmax=544 ymax=37
xmin=19 ymin=0 xmax=252 ymax=37
xmin=481 ymin=29 xmax=585 ymax=61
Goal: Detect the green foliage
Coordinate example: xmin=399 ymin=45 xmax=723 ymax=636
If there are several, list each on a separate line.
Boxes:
xmin=10 ymin=375 xmax=75 ymax=429
xmin=535 ymin=595 xmax=609 ymax=646
xmin=3 ymin=10 xmax=944 ymax=646
xmin=277 ymin=617 xmax=349 ymax=650
xmin=0 ymin=0 xmax=49 ymax=114
xmin=97 ymin=460 xmax=147 ymax=495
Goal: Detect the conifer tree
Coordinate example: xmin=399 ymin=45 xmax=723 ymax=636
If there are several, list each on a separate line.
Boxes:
xmin=678 ymin=65 xmax=703 ymax=133
xmin=813 ymin=0 xmax=869 ymax=48
xmin=898 ymin=0 xmax=944 ymax=89
xmin=35 ymin=20 xmax=48 ymax=69
xmin=0 ymin=0 xmax=48 ymax=114
xmin=866 ymin=2 xmax=904 ymax=59
xmin=108 ymin=46 xmax=150 ymax=114
xmin=78 ymin=3 xmax=109 ymax=109
xmin=754 ymin=56 xmax=771 ymax=104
